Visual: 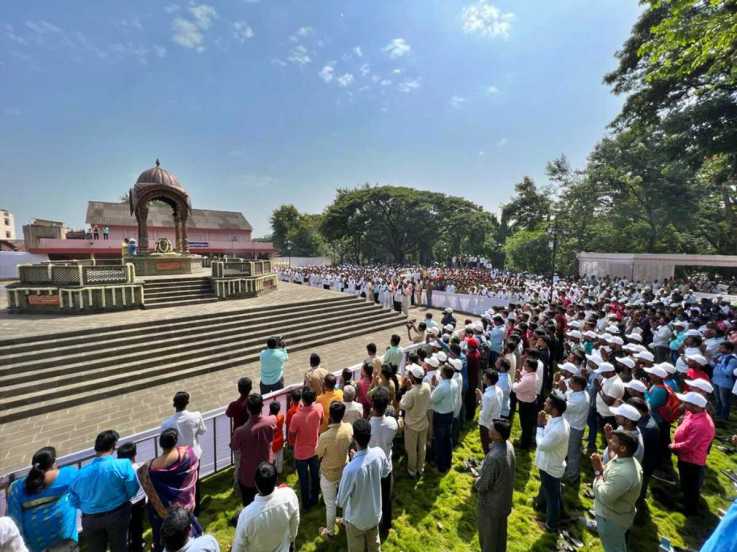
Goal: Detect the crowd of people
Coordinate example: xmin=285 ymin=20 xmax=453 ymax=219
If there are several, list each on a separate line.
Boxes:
xmin=2 ymin=267 xmax=737 ymax=552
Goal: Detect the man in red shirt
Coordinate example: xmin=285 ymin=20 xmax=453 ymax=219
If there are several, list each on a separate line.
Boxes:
xmin=231 ymin=393 xmax=276 ymax=506
xmin=288 ymin=386 xmax=324 ymax=510
xmin=225 ymin=377 xmax=252 ymax=491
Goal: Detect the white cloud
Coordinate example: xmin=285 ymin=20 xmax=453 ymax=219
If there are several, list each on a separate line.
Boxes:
xmin=2 ymin=24 xmax=28 ymax=45
xmin=353 ymin=46 xmax=363 ymax=57
xmin=392 ymin=68 xmax=402 ymax=75
xmin=478 ymin=150 xmax=486 ymax=157
xmin=288 ymin=44 xmax=310 ymax=64
xmin=486 ymin=84 xmax=500 ymax=95
xmin=153 ymin=45 xmax=167 ymax=58
xmin=371 ymin=74 xmax=380 ymax=83
xmin=497 ymin=137 xmax=508 ymax=147
xmin=383 ymin=38 xmax=411 ymax=58
xmin=450 ymin=95 xmax=466 ymax=108
xmin=189 ymin=4 xmax=217 ymax=29
xmin=359 ymin=63 xmax=370 ymax=77
xmin=25 ymin=20 xmax=61 ymax=35
xmin=271 ymin=58 xmax=287 ymax=66
xmin=164 ymin=4 xmax=180 ymax=14
xmin=233 ymin=21 xmax=254 ymax=42
xmin=172 ymin=17 xmax=204 ymax=50
xmin=290 ymin=26 xmax=313 ymax=42
xmin=398 ymin=78 xmax=420 ymax=93
xmin=462 ymin=1 xmax=514 ymax=38
xmin=336 ymin=73 xmax=354 ymax=87
xmin=380 ymin=79 xmax=392 ymax=86
xmin=319 ymin=65 xmax=334 ymax=82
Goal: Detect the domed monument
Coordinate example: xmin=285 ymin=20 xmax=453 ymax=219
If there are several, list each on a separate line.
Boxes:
xmin=126 ymin=159 xmax=196 ymax=275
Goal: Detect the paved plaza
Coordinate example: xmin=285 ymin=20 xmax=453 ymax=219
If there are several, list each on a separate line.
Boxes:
xmin=0 ymin=281 xmax=473 ymax=474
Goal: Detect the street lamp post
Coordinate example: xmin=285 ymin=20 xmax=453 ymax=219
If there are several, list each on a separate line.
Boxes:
xmin=548 ymin=226 xmax=557 ymax=304
xmin=284 ymin=239 xmax=293 ymax=268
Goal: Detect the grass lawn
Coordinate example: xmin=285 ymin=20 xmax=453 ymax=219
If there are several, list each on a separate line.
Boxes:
xmin=191 ymin=413 xmax=737 ymax=552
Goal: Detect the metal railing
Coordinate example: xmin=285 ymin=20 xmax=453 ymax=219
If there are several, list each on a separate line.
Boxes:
xmin=0 ymin=344 xmax=420 ymax=515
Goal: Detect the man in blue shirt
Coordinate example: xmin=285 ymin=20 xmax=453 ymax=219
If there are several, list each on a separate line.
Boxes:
xmin=69 ymin=430 xmax=140 ymax=552
xmin=488 ymin=316 xmax=506 ymax=366
xmin=713 ymin=341 xmax=737 ymax=421
xmin=259 ymin=336 xmax=289 ymax=395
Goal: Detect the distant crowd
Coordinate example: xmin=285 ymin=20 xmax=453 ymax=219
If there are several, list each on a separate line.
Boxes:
xmin=3 ymin=269 xmax=737 ymax=552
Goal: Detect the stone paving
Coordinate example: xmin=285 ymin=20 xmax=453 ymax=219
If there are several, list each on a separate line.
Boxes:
xmin=0 ymin=281 xmax=474 ymax=474
xmin=0 ymin=282 xmax=341 ymax=339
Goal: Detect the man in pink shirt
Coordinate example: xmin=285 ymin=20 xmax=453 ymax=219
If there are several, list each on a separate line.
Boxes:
xmin=288 ymin=386 xmax=324 ymax=510
xmin=513 ymin=359 xmax=539 ymax=450
xmin=670 ymin=391 xmax=715 ymax=514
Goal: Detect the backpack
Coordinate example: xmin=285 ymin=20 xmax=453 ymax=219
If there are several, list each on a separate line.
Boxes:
xmin=655 ymin=383 xmax=681 ymax=424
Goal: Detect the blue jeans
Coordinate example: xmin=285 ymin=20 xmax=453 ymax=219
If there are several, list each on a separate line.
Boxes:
xmin=295 ymin=455 xmax=320 ymax=508
xmin=596 ymin=515 xmax=628 ymax=552
xmin=536 ymin=469 xmax=562 ymax=529
xmin=715 ymin=385 xmax=733 ymax=420
xmin=433 ymin=412 xmax=454 ymax=472
xmin=564 ymin=427 xmax=584 ymax=486
xmin=260 ymin=378 xmax=284 ymax=396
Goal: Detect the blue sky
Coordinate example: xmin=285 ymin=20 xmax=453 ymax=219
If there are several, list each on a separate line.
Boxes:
xmin=0 ymin=1 xmax=642 ymax=237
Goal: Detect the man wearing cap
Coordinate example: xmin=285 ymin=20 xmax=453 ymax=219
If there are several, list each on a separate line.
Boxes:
xmin=652 ymin=317 xmax=673 ymax=364
xmin=713 ymin=341 xmax=737 ymax=421
xmin=475 ymin=418 xmax=516 ymax=552
xmin=441 ymin=308 xmax=456 ymax=328
xmin=400 ymin=365 xmax=432 ymax=478
xmin=450 ymin=357 xmax=465 ymax=446
xmin=591 ymin=431 xmax=643 ymax=552
xmin=534 ymin=392 xmax=570 ymax=531
xmin=603 ymin=404 xmax=644 ymax=465
xmin=561 ymin=374 xmax=589 ymax=487
xmin=670 ymin=391 xmax=715 ymax=514
xmin=594 ymin=362 xmax=625 ymax=442
xmin=685 ymin=353 xmax=710 ymax=381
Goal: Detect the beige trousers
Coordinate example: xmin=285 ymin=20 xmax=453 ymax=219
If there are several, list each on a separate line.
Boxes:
xmin=404 ymin=426 xmax=428 ymax=475
xmin=345 ymin=521 xmax=381 ymax=552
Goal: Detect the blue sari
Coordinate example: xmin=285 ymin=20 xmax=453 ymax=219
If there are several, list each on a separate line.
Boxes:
xmin=7 ymin=466 xmax=79 ymax=552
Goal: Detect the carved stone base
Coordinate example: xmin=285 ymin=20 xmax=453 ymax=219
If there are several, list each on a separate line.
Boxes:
xmin=124 ymin=255 xmax=194 ymax=276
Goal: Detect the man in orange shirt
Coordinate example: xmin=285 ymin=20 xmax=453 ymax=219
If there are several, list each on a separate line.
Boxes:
xmin=317 ymin=374 xmax=343 ymax=433
xmin=288 ymin=386 xmax=324 ymax=510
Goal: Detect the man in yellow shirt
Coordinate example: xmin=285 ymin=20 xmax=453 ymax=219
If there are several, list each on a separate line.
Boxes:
xmin=317 ymin=374 xmax=343 ymax=433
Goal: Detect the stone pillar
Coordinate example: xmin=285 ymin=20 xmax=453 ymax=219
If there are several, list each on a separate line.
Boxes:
xmin=180 ymin=210 xmax=189 ymax=253
xmin=173 ymin=213 xmax=182 ymax=252
xmin=137 ymin=206 xmax=149 ymax=252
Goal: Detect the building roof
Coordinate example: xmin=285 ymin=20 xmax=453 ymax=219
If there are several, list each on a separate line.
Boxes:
xmin=86 ymin=201 xmax=253 ymax=231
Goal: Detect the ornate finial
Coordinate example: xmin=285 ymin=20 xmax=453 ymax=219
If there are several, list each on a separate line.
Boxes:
xmin=155 ymin=158 xmax=160 ymax=167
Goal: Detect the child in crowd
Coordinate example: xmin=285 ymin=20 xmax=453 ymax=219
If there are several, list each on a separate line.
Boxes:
xmin=270 ymin=401 xmax=285 ymax=474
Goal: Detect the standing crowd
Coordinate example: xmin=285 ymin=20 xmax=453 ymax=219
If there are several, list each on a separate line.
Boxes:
xmin=2 ymin=269 xmax=737 ymax=552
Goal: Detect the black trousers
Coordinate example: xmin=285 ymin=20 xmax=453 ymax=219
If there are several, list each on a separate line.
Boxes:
xmin=82 ymin=501 xmax=131 ymax=552
xmin=678 ymin=460 xmax=705 ymax=513
xmin=128 ymin=499 xmax=145 ymax=552
xmin=518 ymin=401 xmax=538 ymax=449
xmin=380 ymin=472 xmax=394 ymax=539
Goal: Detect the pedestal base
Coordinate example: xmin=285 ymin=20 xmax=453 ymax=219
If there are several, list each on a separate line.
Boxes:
xmin=124 ymin=255 xmax=194 ymax=276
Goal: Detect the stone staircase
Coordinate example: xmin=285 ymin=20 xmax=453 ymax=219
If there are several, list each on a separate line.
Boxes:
xmin=0 ymin=296 xmax=406 ymax=423
xmin=143 ymin=276 xmax=218 ymax=309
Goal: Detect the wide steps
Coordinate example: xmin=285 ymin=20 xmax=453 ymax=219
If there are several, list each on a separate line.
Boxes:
xmin=142 ymin=276 xmax=216 ymax=308
xmin=0 ymin=295 xmax=406 ymax=422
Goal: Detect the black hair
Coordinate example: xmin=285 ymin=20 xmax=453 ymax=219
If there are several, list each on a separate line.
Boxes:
xmin=492 ymin=418 xmax=512 ymax=441
xmin=173 ymin=391 xmax=190 ymax=411
xmin=161 ymin=507 xmax=193 ymax=551
xmin=159 ymin=428 xmax=179 ymax=450
xmin=497 ymin=358 xmax=510 ymax=372
xmin=267 ymin=337 xmax=278 ymax=348
xmin=353 ymin=418 xmax=372 ymax=449
xmin=269 ymin=401 xmax=281 ymax=416
xmin=722 ymin=341 xmax=735 ymax=352
xmin=310 ymin=352 xmax=321 ymax=367
xmin=484 ymin=369 xmax=499 ymax=386
xmin=301 ymin=386 xmax=316 ymax=405
xmin=25 ymin=447 xmax=56 ymax=494
xmin=324 ymin=373 xmax=337 ymax=390
xmin=362 ymin=360 xmax=374 ymax=379
xmin=238 ymin=377 xmax=253 ymax=396
xmin=612 ymin=430 xmax=638 ymax=456
xmin=367 ymin=343 xmax=377 ymax=355
xmin=117 ymin=442 xmax=137 ymax=460
xmin=548 ymin=392 xmax=567 ymax=415
xmin=329 ymin=401 xmax=346 ymax=423
xmin=627 ymin=396 xmax=648 ymax=414
xmin=449 ymin=343 xmax=462 ymax=357
xmin=288 ymin=388 xmax=302 ymax=406
xmin=247 ymin=393 xmax=264 ymax=416
xmin=390 ymin=334 xmax=401 ymax=346
xmin=341 ymin=368 xmax=353 ymax=384
xmin=94 ymin=430 xmax=120 ymax=453
xmin=571 ymin=375 xmax=587 ymax=388
xmin=441 ymin=364 xmax=454 ymax=379
xmin=525 ymin=358 xmax=538 ymax=371
xmin=371 ymin=387 xmax=390 ymax=416
xmin=526 ymin=349 xmax=540 ymax=359
xmin=254 ymin=461 xmax=277 ymax=496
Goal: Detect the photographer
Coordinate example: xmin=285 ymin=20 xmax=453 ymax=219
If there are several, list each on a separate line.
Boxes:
xmin=259 ymin=336 xmax=288 ymax=395
xmin=407 ymin=319 xmax=427 ymax=344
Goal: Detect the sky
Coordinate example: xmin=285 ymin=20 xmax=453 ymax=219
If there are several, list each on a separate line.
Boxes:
xmin=0 ymin=0 xmax=642 ymax=238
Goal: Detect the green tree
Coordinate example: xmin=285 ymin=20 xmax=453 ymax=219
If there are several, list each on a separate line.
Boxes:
xmin=503 ymin=228 xmax=553 ymax=274
xmin=499 ymin=177 xmax=551 ymax=234
xmin=270 ymin=205 xmax=324 ymax=257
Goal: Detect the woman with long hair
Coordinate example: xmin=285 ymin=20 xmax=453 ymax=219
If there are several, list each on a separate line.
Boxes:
xmin=6 ymin=447 xmax=78 ymax=552
xmin=137 ymin=429 xmax=201 ymax=551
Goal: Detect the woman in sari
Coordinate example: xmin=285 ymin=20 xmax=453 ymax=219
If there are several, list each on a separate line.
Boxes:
xmin=137 ymin=429 xmax=201 ymax=551
xmin=6 ymin=447 xmax=78 ymax=552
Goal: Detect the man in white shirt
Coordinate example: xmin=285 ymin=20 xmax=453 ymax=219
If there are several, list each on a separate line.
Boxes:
xmin=341 ymin=385 xmax=365 ymax=425
xmin=561 ymin=375 xmax=590 ymax=487
xmin=535 ymin=392 xmax=570 ymax=531
xmin=476 ymin=369 xmax=503 ymax=455
xmin=232 ymin=462 xmax=299 ymax=552
xmin=594 ymin=362 xmax=625 ymax=437
xmin=368 ymin=388 xmax=398 ymax=541
xmin=337 ymin=419 xmax=391 ymax=552
xmin=161 ymin=391 xmax=207 ymax=458
xmin=161 ymin=507 xmax=219 ymax=552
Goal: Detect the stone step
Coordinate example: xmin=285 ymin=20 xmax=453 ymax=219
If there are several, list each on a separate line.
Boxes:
xmin=143 ymin=285 xmax=213 ymax=297
xmin=0 ymin=301 xmax=384 ymax=377
xmin=0 ymin=296 xmax=357 ymax=352
xmin=0 ymin=314 xmax=406 ymax=422
xmin=143 ymin=297 xmax=220 ymax=309
xmin=0 ymin=298 xmax=360 ymax=361
xmin=0 ymin=309 xmax=403 ymax=402
xmin=145 ymin=292 xmax=218 ymax=304
xmin=141 ymin=276 xmax=211 ymax=285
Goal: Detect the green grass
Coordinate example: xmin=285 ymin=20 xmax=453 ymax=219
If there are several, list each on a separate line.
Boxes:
xmin=194 ymin=415 xmax=737 ymax=552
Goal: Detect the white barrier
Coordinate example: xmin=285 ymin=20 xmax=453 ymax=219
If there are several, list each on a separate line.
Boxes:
xmin=429 ymin=290 xmax=528 ymax=314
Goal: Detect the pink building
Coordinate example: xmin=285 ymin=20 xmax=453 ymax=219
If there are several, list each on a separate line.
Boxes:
xmin=29 ymin=201 xmax=274 ymax=259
